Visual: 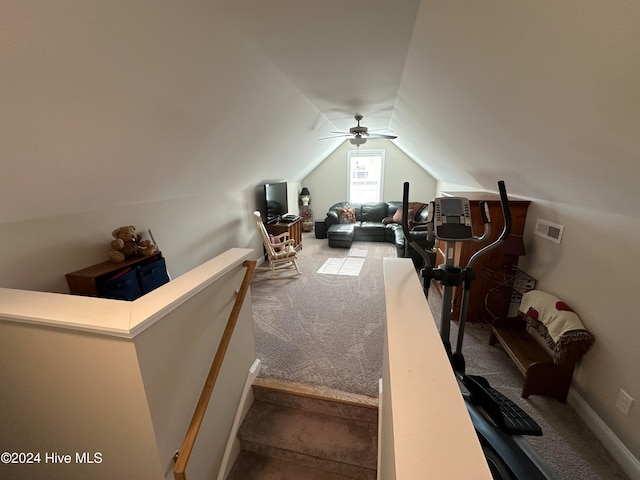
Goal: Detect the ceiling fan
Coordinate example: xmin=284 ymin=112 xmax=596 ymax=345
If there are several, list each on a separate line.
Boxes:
xmin=320 ymin=114 xmax=397 ymax=146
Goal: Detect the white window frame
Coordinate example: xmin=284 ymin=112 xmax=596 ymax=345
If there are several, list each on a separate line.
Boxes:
xmin=347 ymin=149 xmax=385 ymax=204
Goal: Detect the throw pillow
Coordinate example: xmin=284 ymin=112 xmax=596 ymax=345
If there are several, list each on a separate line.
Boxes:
xmin=391 ymin=202 xmax=428 ymax=226
xmin=392 ymin=208 xmax=413 ymax=225
xmin=337 ymin=207 xmax=356 ymax=224
xmin=269 ymin=234 xmax=281 ymax=252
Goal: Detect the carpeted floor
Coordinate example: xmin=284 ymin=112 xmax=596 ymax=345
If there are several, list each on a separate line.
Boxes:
xmin=250 ymin=233 xmax=630 ymax=480
xmin=251 ymin=235 xmax=391 ymax=396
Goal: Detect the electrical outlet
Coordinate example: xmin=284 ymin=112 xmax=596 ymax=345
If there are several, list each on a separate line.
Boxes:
xmin=615 ymin=389 xmax=634 ymax=416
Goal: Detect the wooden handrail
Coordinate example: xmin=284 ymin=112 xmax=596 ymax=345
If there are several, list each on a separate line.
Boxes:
xmin=173 ymin=259 xmax=256 ymax=480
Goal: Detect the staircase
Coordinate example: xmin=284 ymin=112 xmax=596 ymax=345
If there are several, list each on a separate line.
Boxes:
xmin=227 ymin=378 xmax=379 ymax=480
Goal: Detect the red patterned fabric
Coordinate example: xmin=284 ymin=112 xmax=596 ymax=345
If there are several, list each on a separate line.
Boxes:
xmin=556 ymin=301 xmax=574 ymax=312
xmin=337 ymin=207 xmax=356 ymax=224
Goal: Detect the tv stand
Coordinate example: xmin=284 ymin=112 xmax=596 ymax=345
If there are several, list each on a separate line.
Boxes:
xmin=265 ymin=217 xmax=302 ymax=250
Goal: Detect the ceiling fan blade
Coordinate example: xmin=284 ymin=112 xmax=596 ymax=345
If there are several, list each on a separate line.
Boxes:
xmin=367 ymin=133 xmax=398 ymax=139
xmin=320 ymin=114 xmax=398 ymax=142
xmin=319 ymin=134 xmax=352 ymax=140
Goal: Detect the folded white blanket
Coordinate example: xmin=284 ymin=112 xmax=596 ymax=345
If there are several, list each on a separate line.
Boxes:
xmin=519 ymin=290 xmax=585 ymax=343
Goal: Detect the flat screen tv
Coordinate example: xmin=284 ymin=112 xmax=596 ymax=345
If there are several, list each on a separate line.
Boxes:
xmin=256 ymin=182 xmax=288 ymax=224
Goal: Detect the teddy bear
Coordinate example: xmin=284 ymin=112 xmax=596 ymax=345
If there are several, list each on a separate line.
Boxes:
xmin=108 ymin=225 xmax=158 ymax=263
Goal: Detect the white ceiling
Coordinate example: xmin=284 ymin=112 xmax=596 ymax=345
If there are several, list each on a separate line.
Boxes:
xmin=2 ymin=1 xmax=639 ymax=223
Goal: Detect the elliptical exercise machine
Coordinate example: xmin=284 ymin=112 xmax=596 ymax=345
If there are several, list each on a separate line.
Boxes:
xmin=401 ymin=181 xmax=557 ymax=480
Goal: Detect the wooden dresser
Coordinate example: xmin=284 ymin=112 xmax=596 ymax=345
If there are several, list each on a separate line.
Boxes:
xmin=433 ymin=192 xmax=530 ymax=323
xmin=65 ymin=253 xmax=169 ymax=300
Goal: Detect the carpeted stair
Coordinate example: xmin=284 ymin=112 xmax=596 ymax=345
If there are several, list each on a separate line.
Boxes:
xmin=227 ymin=378 xmax=378 ymax=480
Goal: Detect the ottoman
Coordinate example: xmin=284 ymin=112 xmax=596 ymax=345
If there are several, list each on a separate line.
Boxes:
xmin=327 ymin=224 xmax=355 ymax=248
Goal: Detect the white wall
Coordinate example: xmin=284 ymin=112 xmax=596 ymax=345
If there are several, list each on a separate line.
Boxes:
xmin=302 ymin=138 xmax=437 ymax=220
xmin=0 ymin=190 xmax=263 ymax=293
xmin=0 ymin=251 xmax=256 ymax=480
xmin=0 ymin=1 xmax=332 ymax=293
xmin=0 ymin=322 xmax=163 ymax=480
xmin=518 ymin=199 xmax=640 ymax=464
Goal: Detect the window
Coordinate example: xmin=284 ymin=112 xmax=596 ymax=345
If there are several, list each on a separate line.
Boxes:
xmin=347 ymin=149 xmax=385 ymax=203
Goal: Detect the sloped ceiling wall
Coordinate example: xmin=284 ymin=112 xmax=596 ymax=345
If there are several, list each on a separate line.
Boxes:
xmin=0 ymin=1 xmax=341 ymax=224
xmin=3 ymin=1 xmax=638 ymax=224
xmin=393 ymin=1 xmax=640 ymax=213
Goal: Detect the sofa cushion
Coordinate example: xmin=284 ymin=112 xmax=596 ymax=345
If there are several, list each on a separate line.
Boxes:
xmin=360 ymin=202 xmax=388 ymax=222
xmin=386 ymin=201 xmax=402 ymax=216
xmin=337 ymin=207 xmax=356 ymax=224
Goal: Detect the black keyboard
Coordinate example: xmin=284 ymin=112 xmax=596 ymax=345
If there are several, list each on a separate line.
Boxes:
xmin=463 ymin=374 xmax=542 ymax=436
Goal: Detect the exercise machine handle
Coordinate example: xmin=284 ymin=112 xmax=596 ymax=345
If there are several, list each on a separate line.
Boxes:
xmin=467 ymin=180 xmax=512 ymax=269
xmin=497 ymin=180 xmax=512 ymax=242
xmin=401 ymin=182 xmax=434 ymax=267
xmin=479 ymin=202 xmax=490 ymax=224
xmin=401 ymin=182 xmax=411 ymax=240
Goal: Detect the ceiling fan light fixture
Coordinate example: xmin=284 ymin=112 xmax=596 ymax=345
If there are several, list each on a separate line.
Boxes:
xmin=319 ymin=114 xmax=396 ymax=145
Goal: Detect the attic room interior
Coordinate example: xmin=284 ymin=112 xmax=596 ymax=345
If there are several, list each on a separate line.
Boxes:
xmin=1 ymin=1 xmax=639 ymax=479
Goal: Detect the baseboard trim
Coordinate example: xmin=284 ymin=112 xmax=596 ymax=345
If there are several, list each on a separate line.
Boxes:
xmin=568 ymin=387 xmax=640 ymax=480
xmin=216 ymin=358 xmax=262 ymax=480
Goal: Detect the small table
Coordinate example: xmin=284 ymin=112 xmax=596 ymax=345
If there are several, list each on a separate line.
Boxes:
xmin=315 ymin=221 xmax=328 ymax=239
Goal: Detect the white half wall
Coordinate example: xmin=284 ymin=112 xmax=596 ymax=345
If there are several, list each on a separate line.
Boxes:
xmin=0 ymin=249 xmax=257 ymax=479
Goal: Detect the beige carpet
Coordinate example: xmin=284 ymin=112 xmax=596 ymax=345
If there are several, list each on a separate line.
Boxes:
xmin=250 ymin=233 xmax=630 ymax=480
xmin=251 ymin=234 xmax=393 ymax=397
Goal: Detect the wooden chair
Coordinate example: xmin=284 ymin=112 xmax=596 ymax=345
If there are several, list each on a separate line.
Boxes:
xmin=253 ymin=211 xmax=301 ymax=278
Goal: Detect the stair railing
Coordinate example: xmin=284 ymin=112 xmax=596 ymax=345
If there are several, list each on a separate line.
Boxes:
xmin=173 ymin=259 xmax=256 ymax=480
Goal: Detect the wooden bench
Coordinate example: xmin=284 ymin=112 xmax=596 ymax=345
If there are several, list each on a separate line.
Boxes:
xmin=489 ymin=314 xmax=591 ymax=403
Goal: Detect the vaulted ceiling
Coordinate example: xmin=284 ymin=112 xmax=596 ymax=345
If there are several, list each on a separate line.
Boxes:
xmin=3 ymin=1 xmax=639 ymax=223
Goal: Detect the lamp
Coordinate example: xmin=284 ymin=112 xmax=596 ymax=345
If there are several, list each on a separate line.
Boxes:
xmin=502 ymin=234 xmax=526 ymax=267
xmin=299 ymin=188 xmax=311 ymax=207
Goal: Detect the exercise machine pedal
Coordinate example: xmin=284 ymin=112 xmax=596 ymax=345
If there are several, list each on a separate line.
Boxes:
xmin=463 ymin=374 xmax=542 ymax=436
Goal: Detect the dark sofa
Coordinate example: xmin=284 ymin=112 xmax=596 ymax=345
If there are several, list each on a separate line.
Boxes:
xmin=323 ymin=201 xmax=435 ymax=268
